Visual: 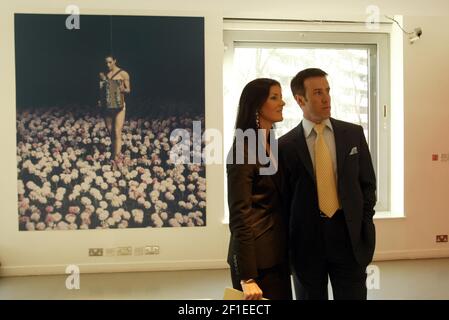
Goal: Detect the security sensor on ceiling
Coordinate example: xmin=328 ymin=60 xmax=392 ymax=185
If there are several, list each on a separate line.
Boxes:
xmin=409 ymin=27 xmax=423 ymax=44
xmin=385 ymin=15 xmax=423 ymax=44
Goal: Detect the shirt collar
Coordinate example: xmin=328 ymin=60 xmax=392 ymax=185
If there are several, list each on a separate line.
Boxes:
xmin=302 ymin=117 xmax=333 ymax=138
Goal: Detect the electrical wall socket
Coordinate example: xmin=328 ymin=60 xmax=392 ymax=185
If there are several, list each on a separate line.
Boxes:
xmin=104 ymin=248 xmax=116 ymax=257
xmin=89 ymin=246 xmax=159 ymax=257
xmin=117 ymin=246 xmax=132 ymax=256
xmin=144 ymin=246 xmax=160 ymax=255
xmin=134 ymin=247 xmax=144 ymax=256
xmin=88 ymin=248 xmax=104 ymax=257
xmin=436 ymin=235 xmax=448 ymax=243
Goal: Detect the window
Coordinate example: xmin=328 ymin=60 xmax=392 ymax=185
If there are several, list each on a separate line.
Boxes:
xmin=223 ymin=25 xmax=391 ymax=222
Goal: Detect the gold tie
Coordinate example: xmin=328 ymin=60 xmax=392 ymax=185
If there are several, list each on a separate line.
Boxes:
xmin=314 ymin=123 xmax=340 ymax=217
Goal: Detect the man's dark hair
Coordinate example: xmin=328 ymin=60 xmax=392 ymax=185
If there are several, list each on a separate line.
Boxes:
xmin=290 ymin=68 xmax=328 ymax=98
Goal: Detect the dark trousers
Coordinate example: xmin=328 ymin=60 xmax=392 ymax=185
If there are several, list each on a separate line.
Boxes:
xmin=293 ymin=210 xmax=367 ymax=300
xmin=231 ymin=262 xmax=293 ymax=300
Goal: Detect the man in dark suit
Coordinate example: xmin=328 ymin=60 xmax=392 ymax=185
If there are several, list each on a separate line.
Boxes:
xmin=278 ymin=68 xmax=376 ymax=300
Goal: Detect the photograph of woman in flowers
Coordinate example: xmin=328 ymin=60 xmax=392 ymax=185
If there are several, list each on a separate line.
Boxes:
xmin=98 ymin=55 xmax=130 ymax=169
xmin=15 ymin=14 xmax=206 ymax=231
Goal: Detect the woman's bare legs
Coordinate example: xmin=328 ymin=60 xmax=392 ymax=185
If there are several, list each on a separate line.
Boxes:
xmin=104 ymin=113 xmax=114 ymax=158
xmin=113 ymin=107 xmax=126 ymax=161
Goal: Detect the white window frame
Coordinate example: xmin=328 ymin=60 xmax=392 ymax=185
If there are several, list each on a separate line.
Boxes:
xmin=223 ymin=20 xmax=392 ymax=223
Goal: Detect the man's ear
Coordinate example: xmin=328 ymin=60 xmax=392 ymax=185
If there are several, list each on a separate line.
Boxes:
xmin=294 ymin=94 xmax=306 ymax=107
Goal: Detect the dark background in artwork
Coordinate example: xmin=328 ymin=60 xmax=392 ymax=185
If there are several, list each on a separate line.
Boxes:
xmin=14 ymin=14 xmax=205 ymax=116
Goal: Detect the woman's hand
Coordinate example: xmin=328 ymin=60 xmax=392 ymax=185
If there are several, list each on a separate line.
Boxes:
xmin=241 ymin=281 xmax=263 ymax=300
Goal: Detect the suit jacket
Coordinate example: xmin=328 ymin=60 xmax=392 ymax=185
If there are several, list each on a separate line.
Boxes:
xmin=227 ymin=141 xmax=288 ymax=281
xmin=278 ymin=118 xmax=376 ymax=272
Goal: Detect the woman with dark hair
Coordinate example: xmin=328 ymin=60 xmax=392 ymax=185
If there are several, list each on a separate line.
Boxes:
xmin=98 ymin=55 xmax=131 ymax=166
xmin=227 ymin=78 xmax=292 ymax=300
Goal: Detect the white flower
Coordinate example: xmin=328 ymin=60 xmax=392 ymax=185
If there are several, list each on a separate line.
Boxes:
xmin=122 ymin=211 xmax=131 ymax=220
xmin=98 ymin=210 xmax=109 ymax=221
xmin=30 ymin=212 xmax=40 ymax=222
xmin=165 ymin=192 xmax=175 ymax=201
xmin=81 ymin=197 xmax=92 ymax=206
xmin=80 ymin=211 xmax=91 ymax=221
xmin=52 ymin=212 xmax=62 ymax=222
xmin=57 ymin=221 xmax=69 ymax=230
xmin=26 ymin=181 xmax=37 ymax=191
xmin=105 ymin=192 xmax=114 ymax=200
xmin=154 ymin=219 xmax=164 ymax=228
xmin=81 ymin=182 xmax=90 ymax=192
xmin=26 ymin=221 xmax=35 ymax=231
xmin=168 ymin=218 xmax=181 ymax=227
xmin=112 ymin=210 xmax=122 ymax=223
xmin=65 ymin=214 xmax=77 ymax=224
xmin=36 ymin=222 xmax=46 ymax=230
xmin=132 ymin=209 xmax=144 ymax=224
xmin=17 ymin=180 xmax=25 ymax=195
xmin=174 ymin=212 xmax=184 ymax=224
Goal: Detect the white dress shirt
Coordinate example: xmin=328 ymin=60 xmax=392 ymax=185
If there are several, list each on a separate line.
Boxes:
xmin=302 ymin=117 xmax=338 ymax=181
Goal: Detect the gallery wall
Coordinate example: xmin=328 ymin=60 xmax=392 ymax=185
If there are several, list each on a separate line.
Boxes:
xmin=0 ymin=0 xmax=448 ymax=276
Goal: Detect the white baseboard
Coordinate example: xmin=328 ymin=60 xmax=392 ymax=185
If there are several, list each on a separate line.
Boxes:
xmin=1 ymin=249 xmax=449 ymax=277
xmin=0 ymin=259 xmax=229 ymax=277
xmin=373 ymin=248 xmax=449 ymax=261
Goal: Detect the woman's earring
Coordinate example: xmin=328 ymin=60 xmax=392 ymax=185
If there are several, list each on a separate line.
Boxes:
xmin=255 ymin=111 xmax=260 ymax=129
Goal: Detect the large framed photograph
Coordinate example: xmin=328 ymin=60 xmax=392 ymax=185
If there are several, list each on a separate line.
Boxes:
xmin=15 ymin=13 xmax=206 ymax=231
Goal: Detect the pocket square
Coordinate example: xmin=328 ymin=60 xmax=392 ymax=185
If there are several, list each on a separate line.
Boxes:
xmin=349 ymin=147 xmax=358 ymax=155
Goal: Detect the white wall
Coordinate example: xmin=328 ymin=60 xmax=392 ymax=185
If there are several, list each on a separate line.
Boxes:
xmin=374 ymin=15 xmax=449 ymax=260
xmin=0 ymin=0 xmax=448 ymax=276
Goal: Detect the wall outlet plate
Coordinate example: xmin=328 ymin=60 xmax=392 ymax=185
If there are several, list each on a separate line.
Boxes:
xmin=134 ymin=247 xmax=144 ymax=256
xmin=436 ymin=235 xmax=448 ymax=243
xmin=88 ymin=248 xmax=103 ymax=257
xmin=144 ymin=246 xmax=160 ymax=255
xmin=104 ymin=248 xmax=116 ymax=257
xmin=117 ymin=246 xmax=132 ymax=256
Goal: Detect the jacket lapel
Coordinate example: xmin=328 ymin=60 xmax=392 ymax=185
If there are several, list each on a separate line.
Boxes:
xmin=330 ymin=118 xmax=347 ymax=179
xmin=294 ymin=122 xmax=315 ymax=182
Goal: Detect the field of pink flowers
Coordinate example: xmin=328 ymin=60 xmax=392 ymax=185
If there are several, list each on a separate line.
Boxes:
xmin=16 ymin=107 xmax=206 ymax=231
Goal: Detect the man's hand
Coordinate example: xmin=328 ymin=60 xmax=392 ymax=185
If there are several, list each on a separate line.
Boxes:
xmin=241 ymin=281 xmax=263 ymax=300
